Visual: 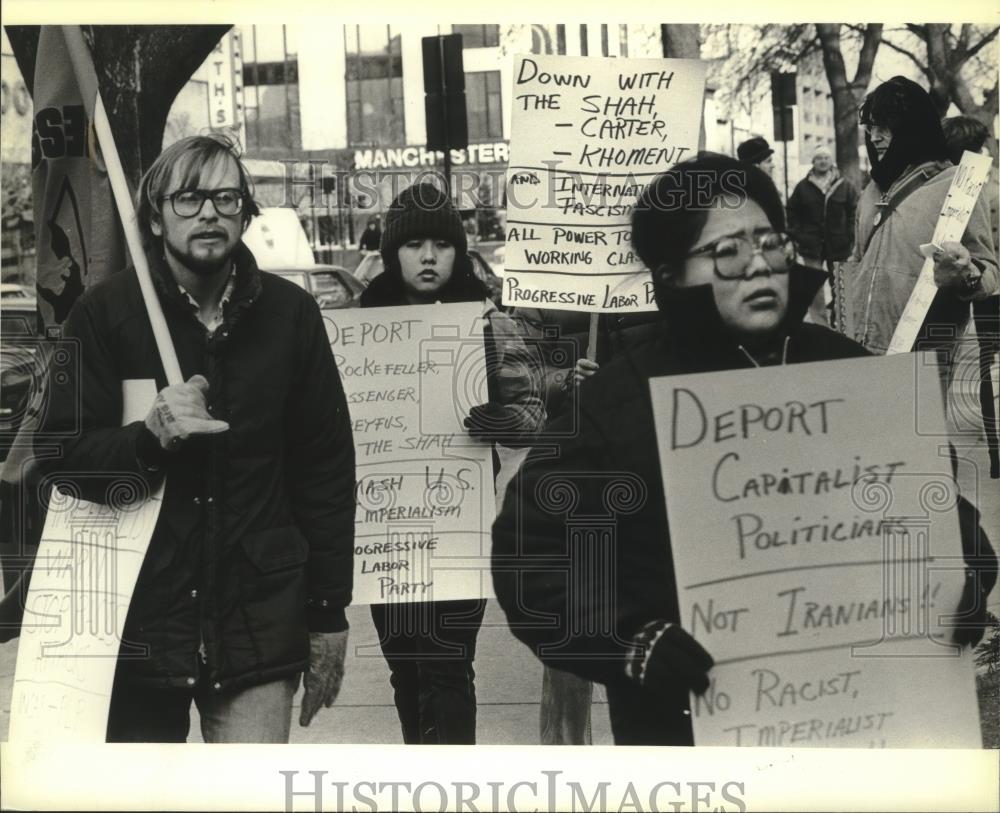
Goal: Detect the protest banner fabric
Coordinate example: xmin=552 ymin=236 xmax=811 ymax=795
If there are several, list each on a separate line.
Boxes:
xmin=650 ymin=354 xmax=981 ymax=747
xmin=503 ymin=55 xmax=707 ymax=314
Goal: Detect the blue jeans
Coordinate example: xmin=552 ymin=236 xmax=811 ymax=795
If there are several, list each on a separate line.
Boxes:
xmin=106 ymin=668 xmax=299 ymax=743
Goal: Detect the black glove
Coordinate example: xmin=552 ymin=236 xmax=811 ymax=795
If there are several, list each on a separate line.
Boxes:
xmin=463 ymin=402 xmax=521 ymax=440
xmin=950 ymin=569 xmax=991 ymax=648
xmin=626 ymin=620 xmax=714 ymax=695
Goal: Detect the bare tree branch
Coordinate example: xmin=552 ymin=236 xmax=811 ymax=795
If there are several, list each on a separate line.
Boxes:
xmin=855 ymin=23 xmax=883 ymax=90
xmin=957 ymin=23 xmax=971 ymax=57
xmin=962 ymin=26 xmax=1000 ymax=65
xmin=871 ymin=33 xmax=928 ymax=72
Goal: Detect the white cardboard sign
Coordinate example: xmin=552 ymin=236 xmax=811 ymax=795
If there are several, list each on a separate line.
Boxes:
xmin=650 ymin=354 xmax=981 ymax=748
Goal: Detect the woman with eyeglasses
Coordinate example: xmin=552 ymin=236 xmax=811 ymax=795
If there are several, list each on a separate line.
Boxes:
xmin=491 ymin=152 xmax=996 ymax=745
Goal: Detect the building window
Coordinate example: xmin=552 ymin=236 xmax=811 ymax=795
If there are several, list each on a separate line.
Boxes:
xmin=453 ymin=25 xmax=499 ymax=49
xmin=345 ymin=25 xmax=405 ymax=146
xmin=466 ymin=71 xmax=502 ymax=140
xmin=243 ymin=25 xmax=301 ymax=155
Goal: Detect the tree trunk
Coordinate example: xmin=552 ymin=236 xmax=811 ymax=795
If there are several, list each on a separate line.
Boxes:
xmin=6 ymin=25 xmax=231 ymax=187
xmin=661 ymin=24 xmax=701 ymax=59
xmin=661 ymin=25 xmax=704 ymax=149
xmin=816 ymin=23 xmax=881 ymax=190
xmin=923 ymin=24 xmax=955 ymax=116
xmin=904 ymin=23 xmax=999 ymax=142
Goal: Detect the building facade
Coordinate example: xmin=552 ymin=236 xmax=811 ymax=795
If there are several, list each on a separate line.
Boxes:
xmin=166 ymin=23 xmax=691 ymax=255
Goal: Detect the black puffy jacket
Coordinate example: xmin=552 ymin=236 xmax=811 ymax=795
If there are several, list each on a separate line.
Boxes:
xmin=37 ymin=243 xmax=355 ymax=692
xmin=786 ymin=171 xmax=859 ymax=262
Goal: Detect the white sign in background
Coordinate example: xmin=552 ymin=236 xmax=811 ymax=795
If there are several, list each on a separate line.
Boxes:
xmin=503 ymin=54 xmax=708 ymax=313
xmin=325 ymin=303 xmax=496 ymax=606
xmin=8 ymin=379 xmax=162 ymax=744
xmin=650 ymin=354 xmax=981 ymax=748
xmin=887 ymin=150 xmax=993 ymax=355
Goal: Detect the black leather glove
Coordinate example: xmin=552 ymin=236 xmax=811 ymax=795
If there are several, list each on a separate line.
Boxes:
xmin=463 ymin=402 xmax=521 ymax=440
xmin=626 ymin=620 xmax=714 ymax=695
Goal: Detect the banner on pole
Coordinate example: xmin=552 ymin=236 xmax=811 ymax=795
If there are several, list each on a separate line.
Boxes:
xmin=31 ymin=26 xmax=126 ymax=326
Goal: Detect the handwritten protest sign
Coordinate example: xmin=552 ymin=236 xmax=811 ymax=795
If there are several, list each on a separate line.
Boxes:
xmin=503 ymin=54 xmax=707 ymax=313
xmin=9 ymin=380 xmax=162 ymax=743
xmin=887 ymin=150 xmax=993 ymax=354
xmin=325 ymin=303 xmax=495 ymax=605
xmin=650 ymin=354 xmax=982 ymax=747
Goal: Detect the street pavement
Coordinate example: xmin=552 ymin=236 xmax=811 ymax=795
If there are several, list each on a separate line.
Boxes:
xmin=0 ymin=601 xmax=615 ymax=745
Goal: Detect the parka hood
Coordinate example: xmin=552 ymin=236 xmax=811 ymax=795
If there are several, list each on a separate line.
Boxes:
xmin=863 ymin=76 xmax=949 ymax=191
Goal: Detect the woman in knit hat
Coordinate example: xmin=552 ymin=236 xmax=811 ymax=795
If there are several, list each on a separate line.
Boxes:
xmin=361 ymin=182 xmax=545 ymax=744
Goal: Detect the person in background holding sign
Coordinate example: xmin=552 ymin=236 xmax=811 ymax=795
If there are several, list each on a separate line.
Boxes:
xmin=361 ymin=182 xmax=544 ymax=744
xmin=37 ymin=134 xmax=357 ymax=742
xmin=786 ymin=145 xmax=859 ymax=327
xmin=941 ymin=115 xmax=1000 ymax=478
xmin=492 ymin=153 xmax=997 ymax=745
xmin=835 ymin=77 xmax=997 ymax=375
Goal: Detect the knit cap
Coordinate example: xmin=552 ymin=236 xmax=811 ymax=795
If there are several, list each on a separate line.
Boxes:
xmin=379 ymin=183 xmax=467 ymax=268
xmin=736 ymin=136 xmax=774 ymax=165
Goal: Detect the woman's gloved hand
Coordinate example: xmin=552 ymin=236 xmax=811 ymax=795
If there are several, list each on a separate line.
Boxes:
xmin=626 ymin=620 xmax=715 ymax=695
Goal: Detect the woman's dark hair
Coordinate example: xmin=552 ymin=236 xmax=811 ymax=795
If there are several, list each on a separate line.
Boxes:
xmin=859 ymin=76 xmax=948 ymax=189
xmin=941 ymin=115 xmax=990 ymax=166
xmin=631 ymin=151 xmax=785 ymax=276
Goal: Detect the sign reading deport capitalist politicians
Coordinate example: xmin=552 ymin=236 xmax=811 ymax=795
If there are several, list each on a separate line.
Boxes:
xmin=503 ymin=54 xmax=708 ymax=313
xmin=650 ymin=354 xmax=982 ymax=748
xmin=324 ymin=303 xmax=495 ymax=605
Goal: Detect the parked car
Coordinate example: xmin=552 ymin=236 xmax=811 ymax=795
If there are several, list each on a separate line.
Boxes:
xmin=269 ymin=265 xmax=364 ymax=309
xmin=0 ymin=283 xmax=34 ymax=301
xmin=351 ymin=250 xmax=504 ymax=307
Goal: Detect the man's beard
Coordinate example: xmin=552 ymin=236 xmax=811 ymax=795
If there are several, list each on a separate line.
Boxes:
xmin=165 ymin=239 xmax=235 ymax=276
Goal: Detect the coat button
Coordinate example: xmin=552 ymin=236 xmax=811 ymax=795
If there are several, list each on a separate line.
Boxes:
xmin=186 ymin=677 xmax=196 ymax=686
xmin=213 ymin=682 xmax=222 ymax=691
xmin=206 ymin=496 xmax=214 ymax=504
xmin=190 ymin=589 xmax=198 ymax=599
xmin=193 ymin=497 xmax=202 ymax=505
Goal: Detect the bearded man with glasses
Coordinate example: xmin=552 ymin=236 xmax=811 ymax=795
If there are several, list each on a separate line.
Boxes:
xmin=38 ymin=134 xmax=356 ymax=742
